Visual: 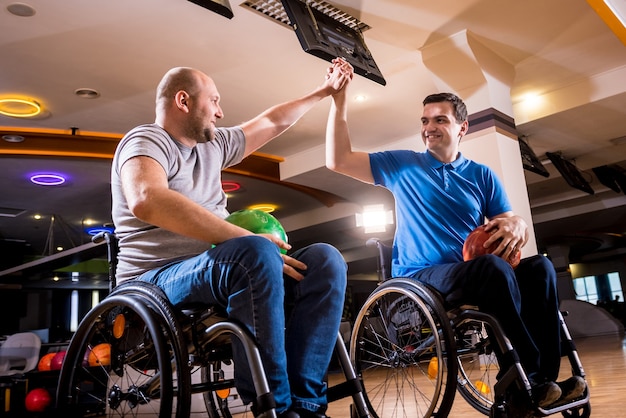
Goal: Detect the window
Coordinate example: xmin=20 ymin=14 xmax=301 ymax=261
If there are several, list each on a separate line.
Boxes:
xmin=608 ymin=272 xmax=624 ymax=302
xmin=573 ymin=272 xmax=623 ymax=304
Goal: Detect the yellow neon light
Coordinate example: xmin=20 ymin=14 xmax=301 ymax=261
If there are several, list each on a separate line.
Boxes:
xmin=248 ymin=204 xmax=277 ymax=213
xmin=0 ymin=98 xmax=42 ymax=118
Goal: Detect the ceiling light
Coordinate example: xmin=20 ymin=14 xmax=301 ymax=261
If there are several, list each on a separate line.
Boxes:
xmin=29 ymin=173 xmax=67 ymax=186
xmin=222 ymin=180 xmax=241 ymax=192
xmin=248 ymin=204 xmax=277 ymax=213
xmin=2 ymin=134 xmax=25 ymax=143
xmin=6 ymin=3 xmax=36 ymax=17
xmin=74 ymin=88 xmax=100 ymax=99
xmin=0 ymin=98 xmax=42 ymax=118
xmin=85 ymin=226 xmax=115 ymax=236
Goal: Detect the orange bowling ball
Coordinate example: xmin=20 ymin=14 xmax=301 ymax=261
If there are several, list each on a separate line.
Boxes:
xmin=88 ymin=343 xmax=111 ymax=367
xmin=463 ymin=225 xmax=520 ymax=269
xmin=37 ymin=352 xmax=57 ymax=372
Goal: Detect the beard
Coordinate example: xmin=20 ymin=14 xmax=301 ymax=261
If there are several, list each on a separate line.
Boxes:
xmin=186 ymin=109 xmax=215 ymax=143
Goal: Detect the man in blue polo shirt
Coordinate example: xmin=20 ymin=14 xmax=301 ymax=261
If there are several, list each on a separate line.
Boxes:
xmin=324 ymin=58 xmax=585 ymax=409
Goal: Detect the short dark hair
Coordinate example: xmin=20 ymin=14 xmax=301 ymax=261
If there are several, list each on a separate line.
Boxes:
xmin=423 ymin=93 xmax=468 ymax=123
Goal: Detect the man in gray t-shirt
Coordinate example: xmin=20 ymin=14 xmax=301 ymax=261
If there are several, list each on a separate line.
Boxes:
xmin=111 ymin=62 xmax=354 ymax=418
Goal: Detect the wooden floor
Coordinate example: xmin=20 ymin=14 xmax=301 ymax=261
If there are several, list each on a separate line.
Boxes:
xmin=324 ymin=334 xmax=626 ymax=418
xmin=190 ymin=334 xmax=625 ymax=417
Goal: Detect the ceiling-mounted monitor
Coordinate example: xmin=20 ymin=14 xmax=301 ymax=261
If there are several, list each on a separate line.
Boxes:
xmin=187 ymin=0 xmax=233 ymax=19
xmin=280 ymin=0 xmax=386 ymax=86
xmin=545 ymin=152 xmax=594 ymax=195
xmin=518 ymin=137 xmax=549 ymax=177
xmin=592 ymin=165 xmax=625 ymax=194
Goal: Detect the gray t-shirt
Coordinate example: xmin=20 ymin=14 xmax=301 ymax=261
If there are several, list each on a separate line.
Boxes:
xmin=111 ymin=123 xmax=246 ymax=283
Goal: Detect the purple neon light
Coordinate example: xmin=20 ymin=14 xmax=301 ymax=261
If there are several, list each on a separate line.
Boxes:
xmin=29 ymin=173 xmax=67 ymax=186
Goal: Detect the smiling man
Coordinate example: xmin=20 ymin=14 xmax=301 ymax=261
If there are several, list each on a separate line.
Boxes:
xmin=325 ymin=71 xmax=586 ymax=409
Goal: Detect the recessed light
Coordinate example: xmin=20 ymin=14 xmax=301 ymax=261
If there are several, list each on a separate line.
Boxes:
xmin=74 ymin=88 xmax=100 ymax=99
xmin=2 ymin=134 xmax=25 ymax=143
xmin=6 ymin=3 xmax=36 ymax=17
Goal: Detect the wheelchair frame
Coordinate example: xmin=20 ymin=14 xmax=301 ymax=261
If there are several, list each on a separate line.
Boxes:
xmin=349 ymin=238 xmax=591 ymax=418
xmin=55 ymin=232 xmax=371 ymax=418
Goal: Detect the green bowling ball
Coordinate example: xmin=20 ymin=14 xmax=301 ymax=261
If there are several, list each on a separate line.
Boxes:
xmin=225 ymin=209 xmax=288 ymax=254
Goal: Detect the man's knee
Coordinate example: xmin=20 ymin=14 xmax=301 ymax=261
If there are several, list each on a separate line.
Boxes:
xmin=299 ymin=243 xmax=346 ymax=276
xmin=230 ymin=235 xmax=282 ymax=255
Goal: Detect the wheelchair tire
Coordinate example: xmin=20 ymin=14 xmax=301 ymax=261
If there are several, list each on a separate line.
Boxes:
xmin=561 ymin=403 xmax=591 ymax=418
xmin=350 ymin=278 xmax=457 ymax=418
xmin=56 ymin=289 xmax=191 ymax=417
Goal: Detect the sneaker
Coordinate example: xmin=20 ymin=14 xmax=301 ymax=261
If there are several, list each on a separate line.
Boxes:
xmin=557 ymin=376 xmax=586 ymax=403
xmin=532 ymin=381 xmax=562 ymax=408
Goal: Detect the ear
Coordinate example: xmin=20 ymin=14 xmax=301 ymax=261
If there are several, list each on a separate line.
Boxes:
xmin=459 ymin=120 xmax=469 ymax=138
xmin=174 ymin=91 xmax=189 ymax=112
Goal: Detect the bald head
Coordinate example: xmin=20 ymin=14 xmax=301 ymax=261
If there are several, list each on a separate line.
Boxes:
xmin=154 ymin=67 xmax=223 ymax=146
xmin=156 ymin=67 xmax=204 ymax=111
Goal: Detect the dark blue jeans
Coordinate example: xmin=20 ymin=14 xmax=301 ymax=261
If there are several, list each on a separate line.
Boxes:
xmin=411 ymin=254 xmax=561 ymax=382
xmin=138 ymin=235 xmax=347 ymax=414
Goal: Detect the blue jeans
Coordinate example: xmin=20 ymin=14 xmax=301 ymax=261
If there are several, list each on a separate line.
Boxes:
xmin=138 ymin=235 xmax=347 ymax=414
xmin=411 ymin=254 xmax=561 ymax=383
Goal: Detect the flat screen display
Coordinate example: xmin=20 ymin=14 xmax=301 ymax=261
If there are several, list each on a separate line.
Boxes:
xmin=281 ymin=0 xmax=386 ymax=86
xmin=546 ymin=152 xmax=594 ymax=195
xmin=519 ymin=138 xmax=550 ymax=178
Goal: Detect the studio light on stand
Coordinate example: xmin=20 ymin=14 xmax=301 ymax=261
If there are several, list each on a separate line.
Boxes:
xmin=356 ymin=204 xmax=394 ymax=234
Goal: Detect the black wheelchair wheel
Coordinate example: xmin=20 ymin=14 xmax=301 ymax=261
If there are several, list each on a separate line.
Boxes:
xmin=56 ymin=291 xmax=190 ymax=417
xmin=561 ymin=403 xmax=591 ymax=418
xmin=350 ymin=278 xmax=458 ymax=418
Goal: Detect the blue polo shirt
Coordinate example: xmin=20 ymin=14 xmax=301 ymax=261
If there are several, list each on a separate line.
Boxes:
xmin=370 ymin=150 xmax=511 ymax=277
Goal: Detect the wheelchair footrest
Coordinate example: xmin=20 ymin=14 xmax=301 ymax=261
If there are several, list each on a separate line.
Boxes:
xmin=327 ymin=378 xmax=363 ymax=403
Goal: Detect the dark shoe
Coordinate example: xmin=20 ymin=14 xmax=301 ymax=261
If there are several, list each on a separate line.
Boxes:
xmin=532 ymin=381 xmax=561 ymax=408
xmin=293 ymin=407 xmax=329 ymax=418
xmin=557 ymin=376 xmax=586 ymax=403
xmin=278 ymin=410 xmax=301 ymax=418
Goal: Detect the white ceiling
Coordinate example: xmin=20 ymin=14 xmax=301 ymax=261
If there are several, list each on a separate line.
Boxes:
xmin=1 ymin=0 xmax=626 ymax=282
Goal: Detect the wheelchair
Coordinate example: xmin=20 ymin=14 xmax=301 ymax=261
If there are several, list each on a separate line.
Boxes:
xmin=55 ymin=232 xmax=371 ymax=418
xmin=349 ymin=238 xmax=591 ymax=418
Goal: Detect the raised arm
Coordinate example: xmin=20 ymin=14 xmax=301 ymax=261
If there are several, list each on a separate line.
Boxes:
xmin=325 ymin=65 xmax=374 ymax=184
xmin=241 ymin=59 xmax=353 ymax=156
